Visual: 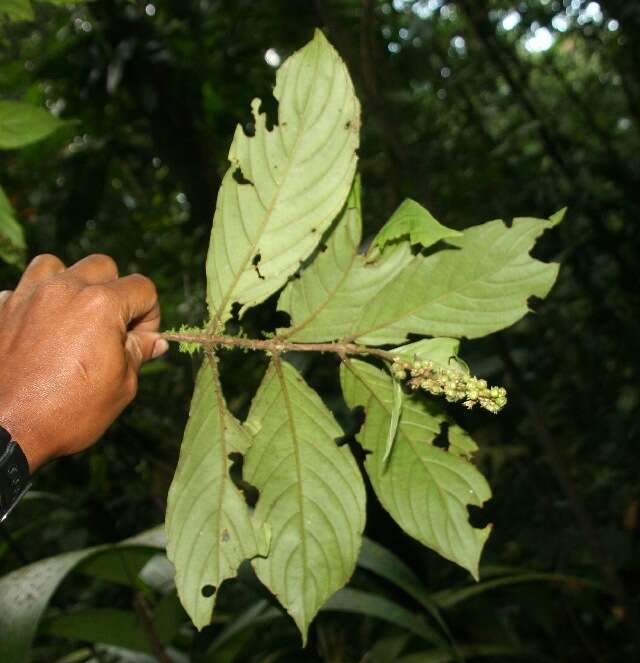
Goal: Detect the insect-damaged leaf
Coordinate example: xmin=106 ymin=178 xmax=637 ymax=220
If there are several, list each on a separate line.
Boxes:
xmin=341 ymin=359 xmax=491 ymax=578
xmin=277 ymin=180 xmax=412 ymax=342
xmin=165 ymin=359 xmax=269 ymax=629
xmin=350 ymin=216 xmax=562 ymax=344
xmin=373 ymin=198 xmax=461 ymax=251
xmin=206 ymin=29 xmax=360 ymax=327
xmin=244 ymin=359 xmax=366 ymax=643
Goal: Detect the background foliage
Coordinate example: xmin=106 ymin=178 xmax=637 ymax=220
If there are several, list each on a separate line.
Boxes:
xmin=0 ymin=0 xmax=638 ymax=661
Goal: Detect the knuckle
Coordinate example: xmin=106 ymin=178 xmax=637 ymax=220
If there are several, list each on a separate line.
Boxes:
xmin=29 ymin=253 xmax=63 ymax=269
xmin=89 ymin=253 xmax=118 ymax=276
xmin=80 ymin=285 xmax=117 ymax=312
xmin=130 ymin=273 xmax=156 ymax=294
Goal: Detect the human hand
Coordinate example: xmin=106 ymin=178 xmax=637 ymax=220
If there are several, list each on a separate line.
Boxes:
xmin=0 ymin=254 xmax=168 ymax=472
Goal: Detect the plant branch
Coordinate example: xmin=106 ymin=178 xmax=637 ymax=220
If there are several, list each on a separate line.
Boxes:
xmin=160 ymin=331 xmax=396 ymax=362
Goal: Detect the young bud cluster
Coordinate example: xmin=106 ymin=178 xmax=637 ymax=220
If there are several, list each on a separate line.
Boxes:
xmin=391 ymin=357 xmax=507 ymax=414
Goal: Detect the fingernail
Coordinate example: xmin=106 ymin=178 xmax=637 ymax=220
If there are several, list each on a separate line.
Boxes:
xmin=152 ymin=338 xmax=169 ymax=359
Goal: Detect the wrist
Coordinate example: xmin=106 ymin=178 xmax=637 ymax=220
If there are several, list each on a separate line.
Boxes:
xmin=0 ymin=426 xmax=32 ymax=523
xmin=0 ymin=407 xmax=51 ymax=473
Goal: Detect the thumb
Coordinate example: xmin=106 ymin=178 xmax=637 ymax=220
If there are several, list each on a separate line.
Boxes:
xmin=125 ymin=331 xmax=169 ymax=371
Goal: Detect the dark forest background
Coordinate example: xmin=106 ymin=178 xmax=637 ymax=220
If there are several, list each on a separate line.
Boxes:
xmin=1 ymin=1 xmax=639 ymax=661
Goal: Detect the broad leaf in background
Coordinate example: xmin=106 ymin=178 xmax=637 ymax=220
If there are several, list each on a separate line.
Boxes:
xmin=277 ymin=180 xmax=411 ymax=341
xmin=0 ymin=0 xmax=34 ymax=22
xmin=322 ymin=588 xmax=445 ymax=646
xmin=0 ymin=185 xmax=26 ymax=266
xmin=341 ymin=359 xmax=491 ymax=578
xmin=165 ymin=359 xmax=269 ymax=629
xmin=351 ymin=215 xmax=562 ymax=344
xmin=0 ymin=100 xmax=64 ymax=149
xmin=373 ymin=198 xmax=461 ymax=250
xmin=244 ymin=359 xmax=366 ymax=642
xmin=206 ymin=29 xmax=360 ymax=326
xmin=0 ymin=526 xmax=165 ymax=663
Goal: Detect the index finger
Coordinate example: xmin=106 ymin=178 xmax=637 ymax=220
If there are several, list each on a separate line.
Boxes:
xmin=105 ymin=274 xmax=161 ymax=332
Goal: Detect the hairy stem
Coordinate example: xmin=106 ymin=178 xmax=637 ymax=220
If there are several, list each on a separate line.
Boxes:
xmin=160 ymin=331 xmax=396 ymax=362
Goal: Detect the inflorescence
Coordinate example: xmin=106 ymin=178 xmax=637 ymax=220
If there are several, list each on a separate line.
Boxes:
xmin=391 ymin=358 xmax=507 ymax=413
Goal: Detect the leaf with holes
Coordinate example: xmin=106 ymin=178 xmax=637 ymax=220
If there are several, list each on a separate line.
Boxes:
xmin=206 ymin=29 xmax=360 ymax=328
xmin=243 ymin=359 xmax=366 ymax=643
xmin=350 ymin=215 xmax=562 ymax=345
xmin=277 ymin=178 xmax=411 ymax=342
xmin=160 ymin=29 xmax=564 ymax=646
xmin=340 ymin=359 xmax=491 ymax=578
xmin=165 ymin=359 xmax=270 ymax=629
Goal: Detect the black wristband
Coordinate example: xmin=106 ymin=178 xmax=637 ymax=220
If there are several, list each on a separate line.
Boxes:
xmin=0 ymin=426 xmax=31 ymax=524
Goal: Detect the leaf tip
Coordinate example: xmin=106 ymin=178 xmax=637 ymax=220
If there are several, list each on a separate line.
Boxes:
xmin=549 ymin=207 xmax=567 ymax=227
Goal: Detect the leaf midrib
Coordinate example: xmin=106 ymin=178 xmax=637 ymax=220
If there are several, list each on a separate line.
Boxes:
xmin=351 ymin=224 xmax=549 ymax=340
xmin=211 ymin=42 xmax=322 ymax=328
xmin=209 ymin=354 xmax=229 ymax=600
xmin=274 ymin=358 xmax=308 ymax=626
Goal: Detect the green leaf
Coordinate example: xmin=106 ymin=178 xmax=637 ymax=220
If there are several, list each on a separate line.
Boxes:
xmin=396 ymin=644 xmax=541 ymax=663
xmin=341 ymin=359 xmax=491 ymax=578
xmin=0 ymin=185 xmax=26 ymax=266
xmin=322 ymin=588 xmax=445 ymax=646
xmin=165 ymin=358 xmax=269 ymax=630
xmin=358 ymin=537 xmax=453 ymax=644
xmin=393 ymin=338 xmax=461 ymax=367
xmin=206 ymin=29 xmax=360 ymax=327
xmin=349 ymin=216 xmax=561 ymax=344
xmin=43 ymin=0 xmax=85 ymax=5
xmin=0 ymin=526 xmax=164 ymax=663
xmin=277 ymin=180 xmax=411 ymax=341
xmin=431 ymin=571 xmax=598 ymax=610
xmin=383 ymin=379 xmax=403 ymax=463
xmin=77 ymin=547 xmax=157 ymax=589
xmin=0 ymin=0 xmax=34 ymax=21
xmin=204 ymin=600 xmax=283 ymax=662
xmin=244 ymin=358 xmax=366 ymax=643
xmin=374 ymin=199 xmax=461 ymax=250
xmin=0 ymin=101 xmax=64 ymax=149
xmin=40 ymin=609 xmax=154 ymax=654
xmin=367 ymin=635 xmax=412 ymax=663
xmin=548 ymin=207 xmax=567 ymax=227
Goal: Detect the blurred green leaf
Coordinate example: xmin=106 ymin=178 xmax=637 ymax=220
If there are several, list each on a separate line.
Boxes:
xmin=0 ymin=526 xmax=164 ymax=663
xmin=358 ymin=537 xmax=452 ymax=641
xmin=40 ymin=609 xmax=152 ymax=654
xmin=0 ymin=101 xmax=65 ymax=149
xmin=396 ymin=644 xmax=543 ymax=662
xmin=0 ymin=185 xmax=26 ymax=267
xmin=204 ymin=599 xmax=283 ymax=662
xmin=431 ymin=572 xmax=600 ymax=610
xmin=0 ymin=0 xmax=34 ymax=22
xmin=322 ymin=588 xmax=447 ymax=647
